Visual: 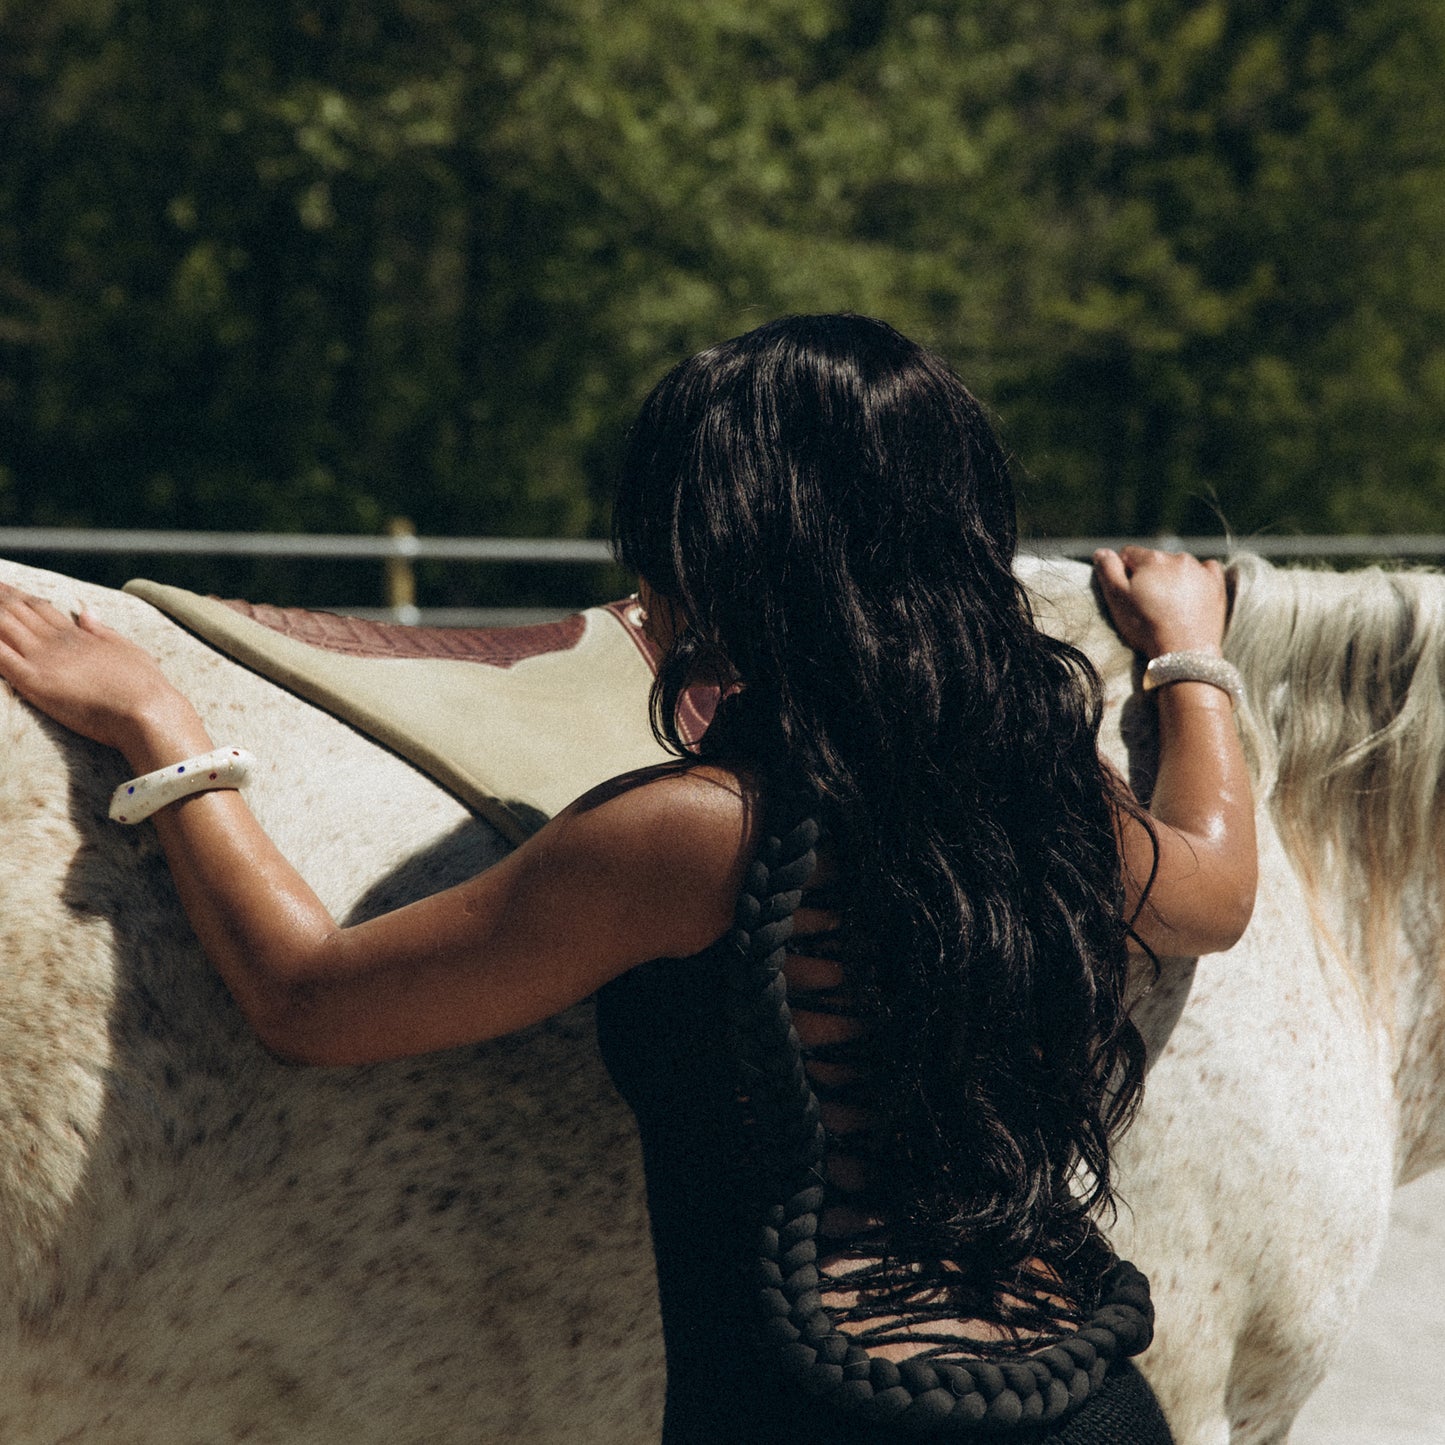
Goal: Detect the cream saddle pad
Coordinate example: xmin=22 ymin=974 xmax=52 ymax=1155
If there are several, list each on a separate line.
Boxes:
xmin=124 ymin=581 xmax=716 ymax=844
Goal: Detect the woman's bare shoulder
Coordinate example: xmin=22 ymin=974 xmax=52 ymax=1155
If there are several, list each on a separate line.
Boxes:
xmin=540 ymin=760 xmax=765 ymax=958
xmin=568 ymin=760 xmax=758 ymax=838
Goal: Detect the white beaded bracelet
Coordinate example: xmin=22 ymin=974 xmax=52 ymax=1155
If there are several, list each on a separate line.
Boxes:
xmin=109 ymin=747 xmax=254 ymax=825
xmin=1142 ymin=651 xmax=1245 ymax=709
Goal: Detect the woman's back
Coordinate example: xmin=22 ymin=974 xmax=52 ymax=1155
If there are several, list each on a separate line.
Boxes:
xmin=596 ymin=784 xmax=1171 ymax=1442
xmin=598 ymin=310 xmax=1253 ymax=1443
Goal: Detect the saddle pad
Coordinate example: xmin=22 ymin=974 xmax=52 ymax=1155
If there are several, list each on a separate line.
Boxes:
xmin=124 ymin=580 xmax=715 ymax=843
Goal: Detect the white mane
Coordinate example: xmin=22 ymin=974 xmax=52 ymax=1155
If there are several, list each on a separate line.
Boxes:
xmin=1020 ymin=550 xmax=1445 ymax=1019
xmin=1228 ymin=555 xmax=1445 ymax=1008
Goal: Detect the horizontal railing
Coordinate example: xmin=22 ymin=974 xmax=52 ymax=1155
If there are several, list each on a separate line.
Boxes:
xmin=0 ymin=528 xmax=615 ymax=562
xmin=4 ymin=526 xmax=1443 ymax=625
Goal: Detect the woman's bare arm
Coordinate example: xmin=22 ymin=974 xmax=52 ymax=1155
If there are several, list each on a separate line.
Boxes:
xmin=0 ymin=582 xmax=756 ymax=1066
xmin=1093 ymin=547 xmax=1258 ymax=957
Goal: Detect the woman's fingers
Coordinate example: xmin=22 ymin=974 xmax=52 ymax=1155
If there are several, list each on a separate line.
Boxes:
xmin=1092 ymin=547 xmax=1131 ymax=593
xmin=76 ymin=605 xmax=116 ymax=637
xmin=1092 ymin=547 xmax=1227 ymax=657
xmin=0 ymin=581 xmax=178 ymax=747
xmin=0 ymin=581 xmax=70 ymax=635
xmin=0 ymin=582 xmax=105 ymax=647
xmin=0 ymin=587 xmax=46 ymax=654
xmin=25 ymin=592 xmax=81 ymax=632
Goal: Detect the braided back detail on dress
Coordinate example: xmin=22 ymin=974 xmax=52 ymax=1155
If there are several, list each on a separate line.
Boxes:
xmin=722 ymin=807 xmax=1157 ymax=1434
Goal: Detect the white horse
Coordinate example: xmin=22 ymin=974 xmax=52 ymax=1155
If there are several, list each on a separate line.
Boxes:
xmin=0 ymin=553 xmax=1439 ymax=1445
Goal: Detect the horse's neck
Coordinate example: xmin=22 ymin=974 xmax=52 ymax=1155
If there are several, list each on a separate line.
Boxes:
xmin=1227 ymin=559 xmax=1445 ymax=1183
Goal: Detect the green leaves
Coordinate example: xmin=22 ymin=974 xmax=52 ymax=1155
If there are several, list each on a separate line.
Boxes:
xmin=2 ymin=0 xmax=1444 ymax=602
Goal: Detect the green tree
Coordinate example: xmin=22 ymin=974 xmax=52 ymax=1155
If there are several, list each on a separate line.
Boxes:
xmin=2 ymin=0 xmax=1444 ymax=608
xmin=984 ymin=0 xmax=1445 ymax=538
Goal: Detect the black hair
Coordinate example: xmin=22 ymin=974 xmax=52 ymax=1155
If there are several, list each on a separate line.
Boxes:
xmin=613 ymin=314 xmax=1152 ymax=1331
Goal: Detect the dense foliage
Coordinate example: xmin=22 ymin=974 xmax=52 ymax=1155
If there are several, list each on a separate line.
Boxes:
xmin=3 ymin=0 xmax=1444 ymax=603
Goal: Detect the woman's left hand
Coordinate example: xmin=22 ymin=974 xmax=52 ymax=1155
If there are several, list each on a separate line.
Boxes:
xmin=0 ymin=582 xmax=195 ymax=753
xmin=1092 ymin=546 xmax=1228 ymax=658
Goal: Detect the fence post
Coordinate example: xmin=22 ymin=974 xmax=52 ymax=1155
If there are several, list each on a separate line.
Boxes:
xmin=385 ymin=518 xmax=420 ymax=624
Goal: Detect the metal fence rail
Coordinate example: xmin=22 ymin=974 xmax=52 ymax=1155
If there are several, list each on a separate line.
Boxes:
xmin=3 ymin=526 xmax=1443 ymax=626
xmin=0 ymin=528 xmax=615 ymax=563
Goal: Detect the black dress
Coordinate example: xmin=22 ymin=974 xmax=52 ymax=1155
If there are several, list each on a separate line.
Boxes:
xmin=596 ymin=808 xmax=1175 ymax=1445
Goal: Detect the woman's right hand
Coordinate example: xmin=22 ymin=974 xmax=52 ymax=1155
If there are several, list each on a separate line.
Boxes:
xmin=1091 ymin=546 xmax=1228 ymax=658
xmin=0 ymin=582 xmax=202 ymax=757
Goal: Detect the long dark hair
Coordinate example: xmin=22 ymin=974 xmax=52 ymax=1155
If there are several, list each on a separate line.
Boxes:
xmin=613 ymin=314 xmax=1151 ymax=1324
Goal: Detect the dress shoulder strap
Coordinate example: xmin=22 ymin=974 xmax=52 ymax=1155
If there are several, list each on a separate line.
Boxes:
xmin=721 ymin=800 xmax=1156 ymax=1434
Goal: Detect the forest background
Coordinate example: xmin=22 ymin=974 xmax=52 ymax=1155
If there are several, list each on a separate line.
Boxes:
xmin=3 ymin=0 xmax=1445 ymax=610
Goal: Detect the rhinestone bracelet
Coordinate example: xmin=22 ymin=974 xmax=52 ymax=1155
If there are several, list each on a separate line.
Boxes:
xmin=1141 ymin=651 xmax=1244 ymax=709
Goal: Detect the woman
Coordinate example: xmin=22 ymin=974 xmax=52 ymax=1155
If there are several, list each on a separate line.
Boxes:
xmin=0 ymin=315 xmax=1254 ymax=1442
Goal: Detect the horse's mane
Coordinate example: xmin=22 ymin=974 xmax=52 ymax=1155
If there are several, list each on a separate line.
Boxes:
xmin=1228 ymin=554 xmax=1445 ymax=998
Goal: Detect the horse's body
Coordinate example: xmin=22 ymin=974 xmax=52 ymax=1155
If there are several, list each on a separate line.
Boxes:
xmin=0 ymin=555 xmax=1440 ymax=1444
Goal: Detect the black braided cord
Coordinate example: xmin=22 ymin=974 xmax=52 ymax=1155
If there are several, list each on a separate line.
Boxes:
xmin=722 ymin=808 xmax=1156 ymax=1434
